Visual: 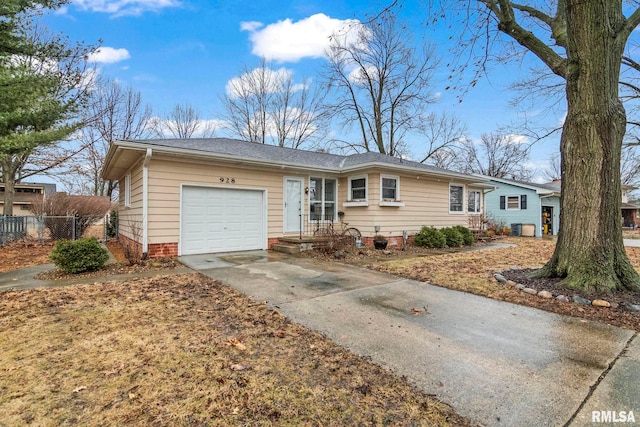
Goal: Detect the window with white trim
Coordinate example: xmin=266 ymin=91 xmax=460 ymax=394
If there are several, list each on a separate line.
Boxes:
xmin=468 ymin=190 xmax=481 ymax=213
xmin=500 ymin=195 xmax=527 ymax=210
xmin=449 ymin=185 xmax=464 ymax=213
xmin=310 ymin=177 xmax=336 ymax=220
xmin=349 ymin=176 xmax=367 ymax=201
xmin=124 ymin=173 xmax=131 ymax=207
xmin=380 ymin=175 xmax=399 ymax=201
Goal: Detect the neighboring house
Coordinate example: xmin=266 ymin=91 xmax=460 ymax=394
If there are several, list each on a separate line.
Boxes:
xmin=621 ymin=187 xmax=640 ymax=228
xmin=482 ymin=177 xmax=561 ymax=238
xmin=101 ymin=138 xmax=492 ymax=258
xmin=0 ymin=182 xmax=56 ymax=214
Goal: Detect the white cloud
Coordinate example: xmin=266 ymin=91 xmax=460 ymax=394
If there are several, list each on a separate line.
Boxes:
xmin=240 ymin=21 xmax=263 ymax=32
xmin=506 ymin=133 xmax=529 ymax=145
xmin=87 ymin=47 xmax=130 ymax=64
xmin=54 ymin=6 xmax=69 ymax=15
xmin=242 ymin=13 xmax=361 ymax=62
xmin=225 ymin=66 xmax=296 ymax=98
xmin=74 ymin=0 xmax=181 ymax=17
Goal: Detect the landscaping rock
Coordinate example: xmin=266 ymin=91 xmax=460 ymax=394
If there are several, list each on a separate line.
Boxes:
xmin=383 ymin=250 xmax=393 ymax=255
xmin=522 ymin=287 xmax=538 ymax=295
xmin=515 ymin=283 xmax=525 ymax=290
xmin=625 ymin=304 xmax=640 ymax=312
xmin=592 ymin=299 xmax=611 ymax=308
xmin=610 ymin=302 xmax=619 ymax=309
xmin=506 ymin=280 xmax=517 ymax=286
xmin=572 ymin=295 xmax=591 ymax=305
xmin=556 ymin=295 xmax=570 ymax=303
xmin=538 ymin=290 xmax=553 ymax=299
xmin=334 ymin=251 xmax=346 ymax=259
xmin=494 ymin=273 xmax=507 ymax=283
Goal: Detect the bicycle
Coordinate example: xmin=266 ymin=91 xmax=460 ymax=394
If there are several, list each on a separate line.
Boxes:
xmin=313 ymin=216 xmax=361 ymax=243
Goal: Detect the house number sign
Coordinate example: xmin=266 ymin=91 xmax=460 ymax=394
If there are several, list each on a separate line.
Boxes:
xmin=220 ymin=177 xmax=236 ymax=184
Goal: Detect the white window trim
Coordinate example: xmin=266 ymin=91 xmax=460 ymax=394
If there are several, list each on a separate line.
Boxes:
xmin=124 ymin=173 xmax=131 ymax=208
xmin=309 ymin=177 xmax=337 ymax=221
xmin=506 ymin=195 xmax=521 ymax=210
xmin=379 ymin=174 xmax=403 ymax=207
xmin=468 ymin=190 xmax=482 ymax=214
xmin=345 ymin=175 xmax=369 ymax=207
xmin=449 ymin=183 xmax=465 ymax=214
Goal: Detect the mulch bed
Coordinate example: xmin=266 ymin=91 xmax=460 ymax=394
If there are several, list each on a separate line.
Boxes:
xmin=502 ymin=268 xmax=640 ymax=331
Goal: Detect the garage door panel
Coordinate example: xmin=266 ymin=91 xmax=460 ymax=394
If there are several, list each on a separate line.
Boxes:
xmin=181 ymin=186 xmax=265 ymax=255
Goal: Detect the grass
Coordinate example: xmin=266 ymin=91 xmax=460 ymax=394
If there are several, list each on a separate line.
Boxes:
xmin=370 ymin=238 xmax=640 ymax=331
xmin=0 ymin=273 xmax=472 ymax=426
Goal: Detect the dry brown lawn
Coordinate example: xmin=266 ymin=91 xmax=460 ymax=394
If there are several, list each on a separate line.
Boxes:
xmin=0 ymin=273 xmax=473 ymax=426
xmin=370 ymin=238 xmax=640 ymax=331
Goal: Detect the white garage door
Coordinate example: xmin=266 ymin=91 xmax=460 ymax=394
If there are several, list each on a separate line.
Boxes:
xmin=181 ymin=186 xmax=265 ymax=255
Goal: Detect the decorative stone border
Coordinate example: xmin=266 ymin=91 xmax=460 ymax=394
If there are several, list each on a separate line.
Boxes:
xmin=493 ymin=272 xmax=640 ymax=313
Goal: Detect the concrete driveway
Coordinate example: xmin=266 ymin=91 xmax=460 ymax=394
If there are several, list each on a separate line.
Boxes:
xmin=180 ymin=251 xmax=639 ymax=427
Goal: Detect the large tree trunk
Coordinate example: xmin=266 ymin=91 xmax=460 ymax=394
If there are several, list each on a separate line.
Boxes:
xmin=533 ymin=0 xmax=640 ymax=292
xmin=2 ymin=167 xmax=15 ymax=216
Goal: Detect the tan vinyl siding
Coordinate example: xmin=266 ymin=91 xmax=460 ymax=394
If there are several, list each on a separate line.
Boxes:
xmin=118 ymin=161 xmax=144 ymax=240
xmin=147 ymin=157 xmax=308 ymax=243
xmin=340 ymin=172 xmax=480 ymax=239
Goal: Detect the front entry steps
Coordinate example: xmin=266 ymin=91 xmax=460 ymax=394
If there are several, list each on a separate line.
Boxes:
xmin=271 ymin=236 xmax=320 ymax=254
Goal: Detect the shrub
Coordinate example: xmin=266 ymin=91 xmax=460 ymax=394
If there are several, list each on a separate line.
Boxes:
xmin=441 ymin=227 xmax=464 ymax=247
xmin=414 ymin=226 xmax=446 ymax=248
xmin=106 ymin=210 xmax=119 ymax=239
xmin=453 ymin=225 xmax=474 ymax=246
xmin=50 ymin=237 xmax=109 ymax=274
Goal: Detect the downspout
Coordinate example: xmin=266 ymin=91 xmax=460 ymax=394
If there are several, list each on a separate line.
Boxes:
xmin=142 ymin=148 xmax=152 ymax=259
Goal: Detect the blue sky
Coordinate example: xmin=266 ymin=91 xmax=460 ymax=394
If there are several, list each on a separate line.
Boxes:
xmin=43 ymin=0 xmax=564 ymax=180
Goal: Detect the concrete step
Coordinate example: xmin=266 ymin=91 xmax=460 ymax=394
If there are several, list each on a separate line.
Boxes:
xmin=271 ymin=243 xmax=301 ymax=254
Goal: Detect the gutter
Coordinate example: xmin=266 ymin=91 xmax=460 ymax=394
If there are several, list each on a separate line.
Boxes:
xmin=142 ymin=148 xmax=152 ymax=259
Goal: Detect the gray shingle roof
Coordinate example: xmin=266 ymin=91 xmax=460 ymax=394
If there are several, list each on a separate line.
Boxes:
xmin=118 ymin=137 xmax=480 ymax=179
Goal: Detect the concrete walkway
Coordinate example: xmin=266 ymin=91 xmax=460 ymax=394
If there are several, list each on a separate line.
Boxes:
xmin=180 ymin=251 xmax=639 ymax=427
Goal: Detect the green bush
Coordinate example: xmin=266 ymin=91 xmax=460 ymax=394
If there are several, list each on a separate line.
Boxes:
xmin=414 ymin=226 xmax=446 ymax=248
xmin=50 ymin=237 xmax=109 ymax=274
xmin=441 ymin=227 xmax=464 ymax=247
xmin=453 ymin=225 xmax=474 ymax=246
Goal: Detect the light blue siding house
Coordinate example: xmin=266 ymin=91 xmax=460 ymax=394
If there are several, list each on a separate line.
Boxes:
xmin=482 ymin=177 xmax=561 ymax=237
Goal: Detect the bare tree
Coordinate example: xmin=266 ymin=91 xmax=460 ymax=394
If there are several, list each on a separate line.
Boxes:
xmin=323 ymin=7 xmax=438 ymax=156
xmin=418 ymin=112 xmax=468 ymax=164
xmin=58 ymin=76 xmax=152 ymax=198
xmin=454 ymin=133 xmax=532 ymax=180
xmin=150 ymin=103 xmax=217 ymax=139
xmin=541 ymin=153 xmax=562 ymax=182
xmin=220 ymin=59 xmax=327 ymax=149
xmin=447 ymin=1 xmax=640 ymax=292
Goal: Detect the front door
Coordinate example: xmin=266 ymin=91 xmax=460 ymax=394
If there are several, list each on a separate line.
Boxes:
xmin=542 ymin=206 xmax=553 ymax=235
xmin=284 ymin=178 xmax=303 ymax=233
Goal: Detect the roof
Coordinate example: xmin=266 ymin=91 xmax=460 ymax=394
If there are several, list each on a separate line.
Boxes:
xmin=102 ymin=137 xmax=490 ymax=184
xmin=478 ymin=175 xmax=561 ymax=196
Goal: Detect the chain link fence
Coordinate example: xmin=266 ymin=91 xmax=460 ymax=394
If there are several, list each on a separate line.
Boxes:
xmin=0 ymin=215 xmax=106 ymax=246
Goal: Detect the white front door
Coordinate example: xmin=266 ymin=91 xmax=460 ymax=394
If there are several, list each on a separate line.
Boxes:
xmin=284 ymin=178 xmax=303 ymax=233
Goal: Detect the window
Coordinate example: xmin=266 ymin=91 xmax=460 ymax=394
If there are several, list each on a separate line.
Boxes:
xmin=381 ymin=175 xmax=399 ymax=200
xmin=468 ymin=190 xmax=481 ymax=213
xmin=349 ymin=176 xmax=367 ymax=201
xmin=310 ymin=177 xmax=336 ymax=220
xmin=449 ymin=185 xmax=464 ymax=213
xmin=500 ymin=195 xmax=527 ymax=210
xmin=123 ymin=173 xmax=131 ymax=207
